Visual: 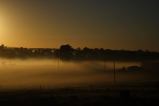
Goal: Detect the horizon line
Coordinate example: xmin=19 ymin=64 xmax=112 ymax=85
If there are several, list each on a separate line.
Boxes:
xmin=1 ymin=44 xmax=159 ymax=53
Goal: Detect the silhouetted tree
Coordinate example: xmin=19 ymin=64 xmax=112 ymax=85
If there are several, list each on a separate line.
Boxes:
xmin=0 ymin=44 xmax=5 ymax=49
xmin=59 ymin=44 xmax=74 ymax=59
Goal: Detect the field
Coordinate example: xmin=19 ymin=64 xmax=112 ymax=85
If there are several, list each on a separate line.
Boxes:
xmin=0 ymin=84 xmax=159 ymax=106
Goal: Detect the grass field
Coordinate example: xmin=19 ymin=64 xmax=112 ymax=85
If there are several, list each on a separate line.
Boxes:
xmin=0 ymin=84 xmax=159 ymax=106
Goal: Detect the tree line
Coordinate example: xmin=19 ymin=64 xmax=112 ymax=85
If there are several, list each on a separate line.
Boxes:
xmin=0 ymin=44 xmax=159 ymax=61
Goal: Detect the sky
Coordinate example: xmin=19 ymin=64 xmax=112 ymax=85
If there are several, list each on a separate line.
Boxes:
xmin=0 ymin=0 xmax=159 ymax=51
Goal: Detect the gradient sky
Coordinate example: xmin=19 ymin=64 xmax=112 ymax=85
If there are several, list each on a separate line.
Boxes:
xmin=0 ymin=0 xmax=159 ymax=51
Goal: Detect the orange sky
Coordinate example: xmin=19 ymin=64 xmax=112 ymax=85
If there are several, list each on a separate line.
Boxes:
xmin=0 ymin=0 xmax=159 ymax=51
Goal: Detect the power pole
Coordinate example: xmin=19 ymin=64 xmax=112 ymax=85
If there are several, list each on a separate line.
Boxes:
xmin=113 ymin=61 xmax=116 ymax=85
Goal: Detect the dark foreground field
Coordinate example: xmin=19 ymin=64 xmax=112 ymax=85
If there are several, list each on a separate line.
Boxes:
xmin=0 ymin=85 xmax=159 ymax=106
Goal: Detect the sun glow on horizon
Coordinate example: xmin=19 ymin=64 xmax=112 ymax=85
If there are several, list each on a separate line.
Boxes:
xmin=0 ymin=16 xmax=3 ymax=32
xmin=0 ymin=14 xmax=7 ymax=35
xmin=0 ymin=21 xmax=11 ymax=46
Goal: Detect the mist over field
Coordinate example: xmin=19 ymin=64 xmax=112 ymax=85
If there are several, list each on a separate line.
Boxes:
xmin=0 ymin=58 xmax=158 ymax=90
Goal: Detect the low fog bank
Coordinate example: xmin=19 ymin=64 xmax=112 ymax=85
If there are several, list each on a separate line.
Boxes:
xmin=0 ymin=58 xmax=158 ymax=90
